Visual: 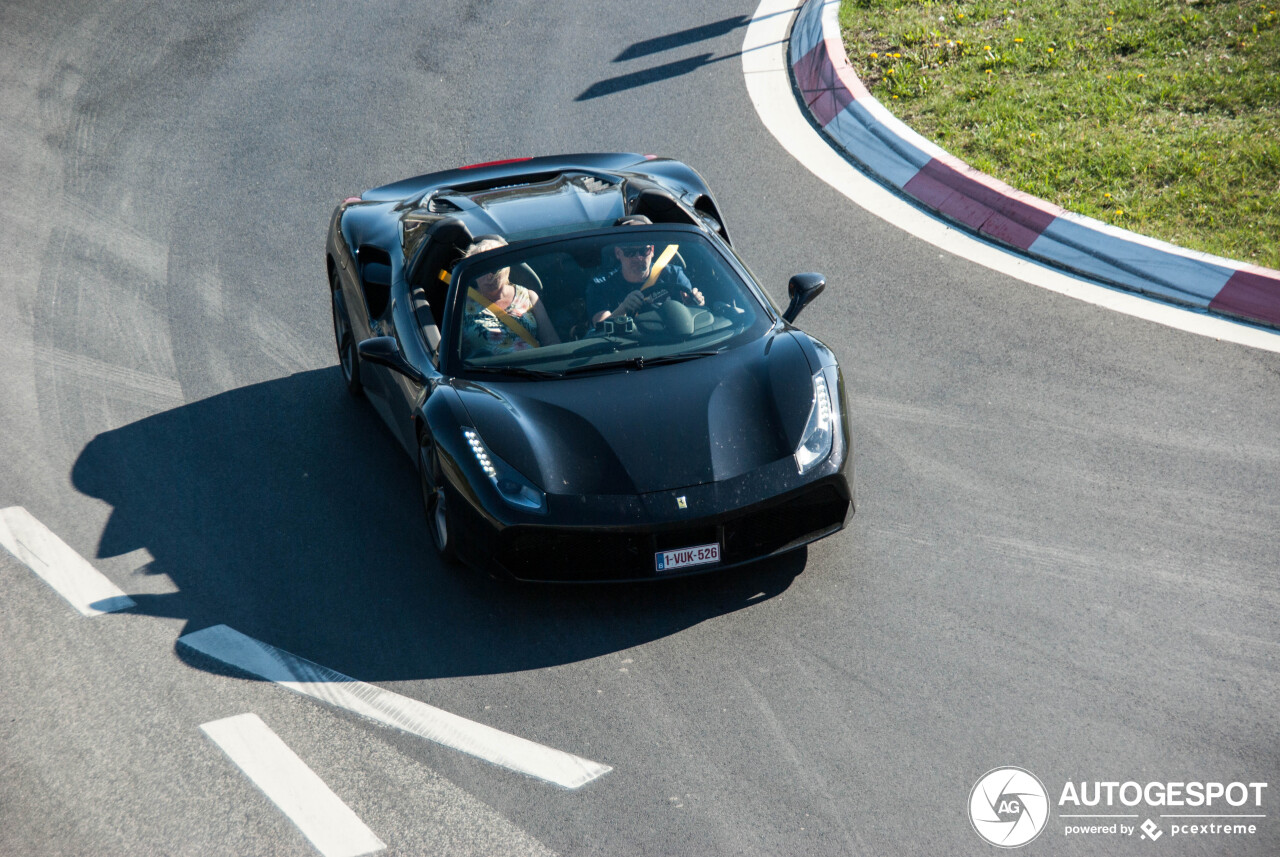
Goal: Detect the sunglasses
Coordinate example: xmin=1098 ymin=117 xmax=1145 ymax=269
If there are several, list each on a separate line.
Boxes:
xmin=620 ymin=245 xmax=653 ymax=258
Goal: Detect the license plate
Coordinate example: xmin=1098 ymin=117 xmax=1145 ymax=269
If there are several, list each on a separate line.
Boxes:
xmin=655 ymin=542 xmax=720 ymax=573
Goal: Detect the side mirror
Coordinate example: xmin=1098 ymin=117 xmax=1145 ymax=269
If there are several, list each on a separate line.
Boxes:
xmin=783 ymin=272 xmax=826 ymax=323
xmin=357 ymin=336 xmax=427 ymax=385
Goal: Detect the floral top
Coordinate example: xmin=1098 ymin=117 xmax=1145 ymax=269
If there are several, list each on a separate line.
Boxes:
xmin=462 ymin=284 xmax=539 ymax=356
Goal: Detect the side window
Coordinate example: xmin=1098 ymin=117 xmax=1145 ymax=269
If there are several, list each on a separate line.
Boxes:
xmin=412 ymin=221 xmax=473 ymax=330
xmin=408 ymin=288 xmax=442 ymax=357
xmin=357 ymin=246 xmax=392 ymax=320
xmin=401 ymin=216 xmax=432 ymax=266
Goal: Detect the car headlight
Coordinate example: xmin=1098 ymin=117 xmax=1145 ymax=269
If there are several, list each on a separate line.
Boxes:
xmin=463 ymin=428 xmax=547 ymax=513
xmin=794 ymin=371 xmax=834 ymax=474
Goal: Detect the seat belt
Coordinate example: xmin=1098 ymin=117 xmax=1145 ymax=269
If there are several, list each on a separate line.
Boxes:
xmin=642 ymin=244 xmax=679 ymax=290
xmin=467 ymin=287 xmax=540 ymax=348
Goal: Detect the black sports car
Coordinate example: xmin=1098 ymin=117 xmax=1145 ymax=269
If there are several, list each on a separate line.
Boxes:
xmin=326 ymin=153 xmax=853 ymax=582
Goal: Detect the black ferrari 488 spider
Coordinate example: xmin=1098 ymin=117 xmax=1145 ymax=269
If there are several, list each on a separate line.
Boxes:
xmin=326 ymin=153 xmax=853 ymax=581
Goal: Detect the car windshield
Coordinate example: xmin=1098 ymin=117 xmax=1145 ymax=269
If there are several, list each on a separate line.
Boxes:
xmin=447 ymin=229 xmax=772 ymax=377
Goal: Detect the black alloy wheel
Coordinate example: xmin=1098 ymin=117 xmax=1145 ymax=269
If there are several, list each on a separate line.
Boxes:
xmin=330 ymin=269 xmax=362 ymax=396
xmin=419 ymin=444 xmax=457 ymax=565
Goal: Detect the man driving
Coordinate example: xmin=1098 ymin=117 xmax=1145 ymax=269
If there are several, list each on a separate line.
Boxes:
xmin=587 ymin=216 xmax=705 ymax=326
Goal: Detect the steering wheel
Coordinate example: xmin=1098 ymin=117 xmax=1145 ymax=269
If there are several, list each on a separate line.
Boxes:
xmin=642 ymin=288 xmax=671 ymax=308
xmin=632 ymin=294 xmax=694 ymax=337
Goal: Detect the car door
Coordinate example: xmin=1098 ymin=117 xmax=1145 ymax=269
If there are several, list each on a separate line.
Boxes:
xmin=378 ymin=276 xmax=444 ymax=455
xmin=350 ymin=247 xmax=411 ymax=431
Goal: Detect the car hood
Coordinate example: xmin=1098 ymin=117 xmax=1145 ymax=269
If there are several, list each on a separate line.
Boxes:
xmin=453 ymin=331 xmax=816 ymax=495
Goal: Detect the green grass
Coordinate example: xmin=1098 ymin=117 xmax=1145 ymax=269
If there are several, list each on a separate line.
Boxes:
xmin=838 ymin=0 xmax=1280 ymax=269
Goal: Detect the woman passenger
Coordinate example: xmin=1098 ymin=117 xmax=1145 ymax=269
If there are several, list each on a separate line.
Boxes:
xmin=460 ymin=237 xmax=560 ymax=356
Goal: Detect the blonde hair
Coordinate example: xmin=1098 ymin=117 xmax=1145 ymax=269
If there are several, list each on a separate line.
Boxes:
xmin=463 ymin=236 xmax=508 ymax=257
xmin=464 ymin=236 xmax=510 ymax=290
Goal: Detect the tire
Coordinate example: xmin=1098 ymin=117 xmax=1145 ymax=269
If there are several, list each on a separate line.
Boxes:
xmin=419 ymin=444 xmax=458 ymax=565
xmin=330 ymin=269 xmax=362 ymax=397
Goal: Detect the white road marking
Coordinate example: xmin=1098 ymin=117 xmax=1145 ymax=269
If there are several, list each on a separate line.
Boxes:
xmin=179 ymin=625 xmax=612 ymax=790
xmin=0 ymin=506 xmax=135 ymax=615
xmin=201 ymin=713 xmax=386 ymax=857
xmin=743 ymin=0 xmax=1280 ymax=354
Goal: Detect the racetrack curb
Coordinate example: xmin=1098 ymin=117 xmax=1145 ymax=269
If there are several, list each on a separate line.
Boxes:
xmin=789 ymin=0 xmax=1280 ymax=332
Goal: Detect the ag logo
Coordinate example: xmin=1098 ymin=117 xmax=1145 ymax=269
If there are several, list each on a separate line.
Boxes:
xmin=968 ymin=767 xmax=1050 ymax=848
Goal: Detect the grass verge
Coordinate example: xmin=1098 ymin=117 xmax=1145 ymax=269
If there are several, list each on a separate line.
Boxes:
xmin=838 ymin=0 xmax=1280 ymax=269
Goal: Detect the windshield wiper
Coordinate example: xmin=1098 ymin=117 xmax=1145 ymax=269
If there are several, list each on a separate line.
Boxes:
xmin=464 ymin=365 xmax=563 ymax=379
xmin=632 ymin=350 xmax=723 ymax=367
xmin=560 ymin=350 xmax=723 ymax=375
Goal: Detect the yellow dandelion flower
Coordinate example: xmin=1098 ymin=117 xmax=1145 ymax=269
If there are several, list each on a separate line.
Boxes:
xmin=1106 ymin=26 xmax=1112 ymax=31
xmin=1015 ymin=37 xmax=1024 ymax=42
xmin=984 ymin=45 xmax=992 ymax=50
xmin=893 ymin=52 xmax=902 ymax=58
xmin=870 ymin=52 xmax=879 ymax=58
xmin=958 ymin=12 xmax=965 ymax=17
xmin=1114 ymin=209 xmax=1124 ymax=215
xmin=1048 ymin=47 xmax=1055 ymax=52
xmin=986 ymin=68 xmax=993 ymax=73
xmin=1104 ymin=192 xmax=1112 ymax=198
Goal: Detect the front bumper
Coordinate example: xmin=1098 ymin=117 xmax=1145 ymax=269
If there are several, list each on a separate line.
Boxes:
xmin=442 ymin=378 xmax=856 ymax=582
xmin=494 ymin=479 xmax=851 ymax=582
xmin=449 ymin=455 xmax=853 ymax=583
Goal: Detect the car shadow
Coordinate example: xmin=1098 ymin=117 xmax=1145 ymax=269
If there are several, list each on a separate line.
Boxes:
xmin=71 ymin=367 xmax=804 ymax=682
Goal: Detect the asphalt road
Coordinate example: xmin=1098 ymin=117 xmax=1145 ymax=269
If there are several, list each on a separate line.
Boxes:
xmin=2 ymin=0 xmax=1277 ymax=854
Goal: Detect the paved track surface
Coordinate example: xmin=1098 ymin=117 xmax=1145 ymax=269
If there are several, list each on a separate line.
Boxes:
xmin=2 ymin=0 xmax=1277 ymax=854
